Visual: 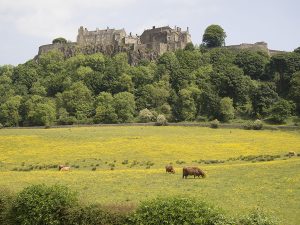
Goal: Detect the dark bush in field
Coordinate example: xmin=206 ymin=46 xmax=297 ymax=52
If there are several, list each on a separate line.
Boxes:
xmin=237 ymin=209 xmax=278 ymax=225
xmin=11 ymin=184 xmax=78 ymax=225
xmin=128 ymin=197 xmax=228 ymax=225
xmin=243 ymin=119 xmax=263 ymax=130
xmin=64 ymin=204 xmax=130 ymax=225
xmin=0 ymin=187 xmax=15 ymax=225
xmin=210 ymin=119 xmax=220 ymax=128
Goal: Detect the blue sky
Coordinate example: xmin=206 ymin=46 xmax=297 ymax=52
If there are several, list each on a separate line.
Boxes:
xmin=0 ymin=0 xmax=299 ymax=65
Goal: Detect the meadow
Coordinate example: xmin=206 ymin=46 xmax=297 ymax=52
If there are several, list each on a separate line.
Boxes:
xmin=0 ymin=126 xmax=300 ymax=224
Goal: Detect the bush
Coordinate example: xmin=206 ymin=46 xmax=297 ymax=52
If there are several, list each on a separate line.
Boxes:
xmin=268 ymin=99 xmax=294 ymax=124
xmin=243 ymin=121 xmax=254 ymax=130
xmin=253 ymin=119 xmax=263 ymax=130
xmin=129 ymin=197 xmax=227 ymax=225
xmin=238 ymin=209 xmax=279 ymax=225
xmin=243 ymin=120 xmax=263 ymax=130
xmin=138 ymin=108 xmax=154 ymax=123
xmin=0 ymin=187 xmax=14 ymax=225
xmin=210 ymin=119 xmax=220 ymax=128
xmin=11 ymin=184 xmax=78 ymax=225
xmin=65 ymin=204 xmax=130 ymax=225
xmin=52 ymin=37 xmax=67 ymax=44
xmin=155 ymin=114 xmax=167 ymax=126
xmin=0 ymin=123 xmax=3 ymax=129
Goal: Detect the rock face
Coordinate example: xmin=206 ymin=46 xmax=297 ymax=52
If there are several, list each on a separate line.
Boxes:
xmin=38 ymin=25 xmax=191 ymax=65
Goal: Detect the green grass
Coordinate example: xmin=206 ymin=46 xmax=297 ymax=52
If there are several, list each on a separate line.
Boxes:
xmin=0 ymin=126 xmax=300 ymax=224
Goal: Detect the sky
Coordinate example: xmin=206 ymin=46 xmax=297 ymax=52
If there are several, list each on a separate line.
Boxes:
xmin=0 ymin=0 xmax=299 ymax=65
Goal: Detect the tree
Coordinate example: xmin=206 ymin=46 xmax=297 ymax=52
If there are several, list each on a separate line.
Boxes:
xmin=252 ymin=83 xmax=279 ymax=117
xmin=268 ymin=99 xmax=294 ymax=123
xmin=177 ymin=87 xmax=200 ymax=121
xmin=0 ymin=95 xmax=22 ymax=126
xmin=52 ymin=37 xmax=67 ymax=44
xmin=235 ymin=50 xmax=269 ymax=80
xmin=219 ymin=97 xmax=235 ymax=122
xmin=94 ymin=92 xmax=117 ymax=123
xmin=22 ymin=95 xmax=56 ymax=126
xmin=289 ymin=71 xmax=300 ymax=114
xmin=184 ymin=42 xmax=195 ymax=51
xmin=56 ymin=82 xmax=93 ymax=120
xmin=294 ymin=47 xmax=300 ymax=54
xmin=138 ymin=108 xmax=155 ymax=122
xmin=202 ymin=25 xmax=226 ymax=48
xmin=211 ymin=65 xmax=251 ymax=105
xmin=29 ymin=102 xmax=56 ymax=126
xmin=135 ymin=81 xmax=170 ymax=111
xmin=269 ymin=52 xmax=300 ymax=97
xmin=113 ymin=92 xmax=136 ymax=122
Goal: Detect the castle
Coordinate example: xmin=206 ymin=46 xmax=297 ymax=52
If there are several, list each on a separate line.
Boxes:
xmin=38 ymin=25 xmax=191 ymax=64
xmin=38 ymin=25 xmax=284 ymax=64
xmin=76 ymin=25 xmax=191 ymax=54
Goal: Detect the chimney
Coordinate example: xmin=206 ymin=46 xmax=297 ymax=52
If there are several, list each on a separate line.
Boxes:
xmin=152 ymin=26 xmax=155 ymax=29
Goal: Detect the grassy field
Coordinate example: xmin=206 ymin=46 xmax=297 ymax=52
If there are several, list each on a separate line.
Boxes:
xmin=0 ymin=126 xmax=300 ymax=224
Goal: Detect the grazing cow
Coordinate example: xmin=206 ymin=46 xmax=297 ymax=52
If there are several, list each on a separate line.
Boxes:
xmin=58 ymin=165 xmax=71 ymax=171
xmin=182 ymin=167 xmax=206 ymax=179
xmin=165 ymin=165 xmax=175 ymax=174
xmin=288 ymin=151 xmax=296 ymax=157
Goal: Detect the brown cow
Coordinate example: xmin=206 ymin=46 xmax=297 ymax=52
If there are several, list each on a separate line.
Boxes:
xmin=182 ymin=167 xmax=206 ymax=179
xmin=58 ymin=165 xmax=71 ymax=171
xmin=165 ymin=165 xmax=175 ymax=174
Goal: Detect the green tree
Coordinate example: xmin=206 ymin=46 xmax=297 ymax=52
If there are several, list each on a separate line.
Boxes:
xmin=202 ymin=24 xmax=226 ymax=48
xmin=52 ymin=37 xmax=67 ymax=44
xmin=184 ymin=42 xmax=195 ymax=51
xmin=289 ymin=71 xmax=300 ymax=114
xmin=219 ymin=97 xmax=235 ymax=122
xmin=0 ymin=95 xmax=22 ymax=126
xmin=268 ymin=99 xmax=294 ymax=124
xmin=0 ymin=73 xmax=15 ymax=104
xmin=235 ymin=50 xmax=269 ymax=80
xmin=177 ymin=87 xmax=200 ymax=121
xmin=12 ymin=184 xmax=77 ymax=225
xmin=56 ymin=81 xmax=93 ymax=120
xmin=23 ymin=95 xmax=56 ymax=126
xmin=113 ymin=92 xmax=136 ymax=122
xmin=135 ymin=81 xmax=170 ymax=111
xmin=211 ymin=65 xmax=251 ymax=105
xmin=138 ymin=108 xmax=155 ymax=122
xmin=94 ymin=92 xmax=117 ymax=123
xmin=269 ymin=52 xmax=300 ymax=96
xmin=252 ymin=83 xmax=279 ymax=117
xmin=12 ymin=60 xmax=39 ymax=91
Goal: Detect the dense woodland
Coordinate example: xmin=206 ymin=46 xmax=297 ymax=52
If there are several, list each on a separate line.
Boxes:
xmin=1 ymin=25 xmax=300 ymax=127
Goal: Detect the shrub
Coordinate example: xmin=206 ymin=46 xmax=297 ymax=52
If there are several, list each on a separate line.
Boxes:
xmin=129 ymin=197 xmax=227 ymax=225
xmin=65 ymin=204 xmax=130 ymax=225
xmin=0 ymin=123 xmax=3 ymax=129
xmin=243 ymin=120 xmax=263 ymax=130
xmin=238 ymin=209 xmax=279 ymax=225
xmin=210 ymin=119 xmax=220 ymax=128
xmin=52 ymin=37 xmax=67 ymax=44
xmin=138 ymin=108 xmax=154 ymax=123
xmin=253 ymin=119 xmax=263 ymax=130
xmin=268 ymin=99 xmax=294 ymax=124
xmin=219 ymin=97 xmax=235 ymax=122
xmin=243 ymin=121 xmax=254 ymax=130
xmin=155 ymin=114 xmax=167 ymax=126
xmin=11 ymin=184 xmax=78 ymax=225
xmin=0 ymin=187 xmax=14 ymax=225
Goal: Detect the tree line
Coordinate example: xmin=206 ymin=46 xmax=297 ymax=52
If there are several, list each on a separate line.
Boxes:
xmin=0 ymin=25 xmax=300 ymax=127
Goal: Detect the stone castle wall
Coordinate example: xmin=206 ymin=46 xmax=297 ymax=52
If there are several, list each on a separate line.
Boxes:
xmin=37 ymin=25 xmax=285 ymax=64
